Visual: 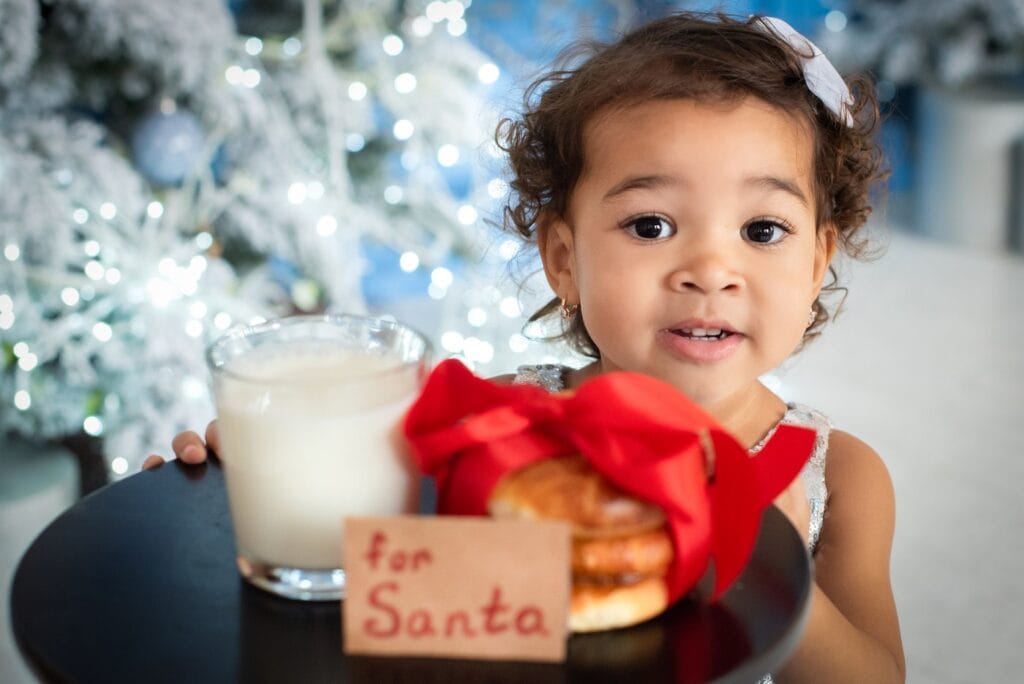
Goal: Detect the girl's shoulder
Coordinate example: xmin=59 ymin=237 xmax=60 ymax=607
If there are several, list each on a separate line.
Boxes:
xmin=824 ymin=430 xmax=894 ymax=501
xmin=820 ymin=429 xmax=896 ymax=552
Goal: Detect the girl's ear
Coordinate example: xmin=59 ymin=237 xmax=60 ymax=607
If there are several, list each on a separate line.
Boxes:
xmin=812 ymin=223 xmax=838 ymax=294
xmin=536 ymin=211 xmax=579 ymax=304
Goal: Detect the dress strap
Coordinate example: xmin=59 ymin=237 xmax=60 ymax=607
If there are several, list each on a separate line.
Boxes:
xmin=512 ymin=364 xmax=568 ymax=393
xmin=753 ymin=403 xmax=831 ymax=552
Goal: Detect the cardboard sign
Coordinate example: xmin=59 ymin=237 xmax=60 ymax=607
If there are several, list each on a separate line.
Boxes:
xmin=343 ymin=516 xmax=570 ymax=662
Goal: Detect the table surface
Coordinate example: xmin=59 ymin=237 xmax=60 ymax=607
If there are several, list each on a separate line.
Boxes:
xmin=10 ymin=458 xmax=810 ymax=683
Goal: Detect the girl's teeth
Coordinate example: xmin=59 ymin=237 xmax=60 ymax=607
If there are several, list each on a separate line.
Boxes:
xmin=683 ymin=327 xmax=724 ymax=338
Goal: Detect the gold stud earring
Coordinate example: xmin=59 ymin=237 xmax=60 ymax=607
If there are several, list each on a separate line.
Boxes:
xmin=560 ymin=298 xmax=579 ymax=320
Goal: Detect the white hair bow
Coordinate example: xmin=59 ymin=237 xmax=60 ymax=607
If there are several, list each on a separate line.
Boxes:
xmin=757 ymin=16 xmax=854 ymax=127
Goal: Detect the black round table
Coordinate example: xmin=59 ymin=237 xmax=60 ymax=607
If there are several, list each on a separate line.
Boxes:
xmin=10 ymin=458 xmax=810 ymax=683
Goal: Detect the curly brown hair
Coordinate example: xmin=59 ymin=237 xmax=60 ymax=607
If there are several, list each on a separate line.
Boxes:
xmin=497 ymin=12 xmax=888 ymax=358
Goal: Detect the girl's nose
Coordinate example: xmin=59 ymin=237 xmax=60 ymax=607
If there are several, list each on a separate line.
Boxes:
xmin=669 ymin=246 xmax=743 ymax=294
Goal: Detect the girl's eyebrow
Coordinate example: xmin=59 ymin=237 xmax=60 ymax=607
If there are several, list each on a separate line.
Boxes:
xmin=602 ymin=174 xmax=678 ymax=201
xmin=602 ymin=173 xmax=809 ymax=207
xmin=745 ymin=175 xmax=809 ymax=207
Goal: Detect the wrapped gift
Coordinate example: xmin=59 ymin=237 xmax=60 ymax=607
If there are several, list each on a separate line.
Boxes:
xmin=404 ymin=359 xmax=814 ymax=630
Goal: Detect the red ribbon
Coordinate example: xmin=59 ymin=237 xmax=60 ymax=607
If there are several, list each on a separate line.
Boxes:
xmin=403 ymin=359 xmax=815 ymax=602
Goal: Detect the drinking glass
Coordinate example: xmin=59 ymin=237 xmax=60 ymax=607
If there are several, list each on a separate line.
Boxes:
xmin=207 ymin=314 xmax=430 ymax=600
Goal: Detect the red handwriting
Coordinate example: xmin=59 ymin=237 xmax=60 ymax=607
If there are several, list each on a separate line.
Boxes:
xmin=365 ymin=530 xmax=433 ymax=573
xmin=362 ymin=582 xmax=550 ymax=640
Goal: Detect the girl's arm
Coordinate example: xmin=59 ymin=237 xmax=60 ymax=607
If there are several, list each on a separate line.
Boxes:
xmin=776 ymin=429 xmax=906 ymax=683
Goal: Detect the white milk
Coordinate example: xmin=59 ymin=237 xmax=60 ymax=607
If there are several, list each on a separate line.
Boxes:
xmin=214 ymin=347 xmax=420 ymax=569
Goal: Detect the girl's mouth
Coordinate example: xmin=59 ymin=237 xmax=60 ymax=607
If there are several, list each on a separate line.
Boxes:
xmin=659 ymin=326 xmax=743 ymax=363
xmin=671 ymin=327 xmax=735 ymax=341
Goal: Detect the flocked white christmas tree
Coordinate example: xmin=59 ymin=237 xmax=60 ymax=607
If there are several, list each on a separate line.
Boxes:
xmin=0 ymin=0 xmax=566 ymax=477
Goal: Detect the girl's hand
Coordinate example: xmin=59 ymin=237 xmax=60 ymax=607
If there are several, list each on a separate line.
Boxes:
xmin=773 ymin=473 xmax=810 ymax=547
xmin=141 ymin=420 xmax=220 ymax=470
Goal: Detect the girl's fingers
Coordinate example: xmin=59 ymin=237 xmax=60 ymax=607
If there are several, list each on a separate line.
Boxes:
xmin=172 ymin=430 xmax=207 ymax=463
xmin=142 ymin=455 xmax=165 ymax=470
xmin=205 ymin=420 xmax=220 ymax=457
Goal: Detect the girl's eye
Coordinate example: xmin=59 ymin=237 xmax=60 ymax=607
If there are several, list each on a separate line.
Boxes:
xmin=743 ymin=219 xmax=790 ymax=245
xmin=625 ymin=215 xmax=675 ymax=240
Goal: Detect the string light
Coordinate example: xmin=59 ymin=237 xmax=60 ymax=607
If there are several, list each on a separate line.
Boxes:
xmin=282 ymin=37 xmax=302 ymax=57
xmin=84 ymin=240 xmax=101 ymax=256
xmin=825 ymin=11 xmax=848 ymax=32
xmin=83 ymin=415 xmax=104 ymax=436
xmin=99 ymin=202 xmax=117 ymax=220
xmin=498 ymin=239 xmax=520 ymax=261
xmin=499 ymin=296 xmax=522 ymax=318
xmin=348 ymin=82 xmax=368 ymax=101
xmin=437 ymin=144 xmax=459 ymax=167
xmin=346 ymin=133 xmax=366 ymax=152
xmin=316 ymin=214 xmax=338 ymax=236
xmin=225 ymin=65 xmax=244 ymax=85
xmin=13 ymin=390 xmax=30 ymax=410
xmin=456 ymin=205 xmax=477 ymax=225
xmin=462 ymin=336 xmax=494 ymax=364
xmin=147 ymin=201 xmax=164 ymax=218
xmin=73 ymin=208 xmax=89 ymax=224
xmin=411 ymin=16 xmax=433 ymax=37
xmin=445 ymin=2 xmax=466 ymax=21
xmin=241 ymin=69 xmax=261 ymax=88
xmin=447 ymin=18 xmax=467 ymax=37
xmin=400 ymin=151 xmax=418 ymax=170
xmin=111 ymin=457 xmax=128 ymax=475
xmin=185 ymin=320 xmax=204 ymax=337
xmin=0 ymin=294 xmax=13 ymax=329
xmin=195 ymin=232 xmax=213 ymax=250
xmin=4 ymin=244 xmax=20 ymax=261
xmin=478 ymin=63 xmax=500 ymax=84
xmin=399 ymin=251 xmax=420 ymax=272
xmin=61 ymin=287 xmax=80 ymax=306
xmin=384 ymin=185 xmax=404 ymax=204
xmin=244 ymin=37 xmax=263 ymax=55
xmin=394 ymin=73 xmax=417 ymax=93
xmin=287 ymin=181 xmax=307 ymax=204
xmin=182 ymin=376 xmax=205 ymax=399
xmin=509 ymin=334 xmax=529 ymax=353
xmin=393 ymin=119 xmax=414 ymax=140
xmin=382 ymin=34 xmax=404 ymax=56
xmin=85 ymin=261 xmax=105 ymax=280
xmin=92 ymin=322 xmax=113 ymax=341
xmin=105 ymin=268 xmax=121 ymax=285
xmin=487 ymin=178 xmax=509 ymax=198
xmin=425 ymin=2 xmax=446 ymax=22
xmin=190 ymin=301 xmax=208 ymax=318
xmin=467 ymin=307 xmax=487 ymax=327
xmin=441 ymin=330 xmax=464 ymax=352
xmin=214 ymin=312 xmax=232 ymax=330
xmin=431 ymin=267 xmax=454 ymax=289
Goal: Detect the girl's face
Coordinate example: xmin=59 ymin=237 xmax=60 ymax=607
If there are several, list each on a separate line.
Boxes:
xmin=540 ymin=97 xmax=835 ymax=408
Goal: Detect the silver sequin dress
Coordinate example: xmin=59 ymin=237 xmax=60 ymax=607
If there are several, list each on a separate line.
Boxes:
xmin=513 ymin=364 xmax=831 ymax=683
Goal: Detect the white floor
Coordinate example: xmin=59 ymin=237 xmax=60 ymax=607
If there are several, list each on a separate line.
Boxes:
xmin=775 ymin=228 xmax=1024 ymax=683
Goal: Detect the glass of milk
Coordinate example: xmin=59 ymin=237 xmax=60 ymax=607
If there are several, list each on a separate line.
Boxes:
xmin=206 ymin=314 xmax=430 ymax=601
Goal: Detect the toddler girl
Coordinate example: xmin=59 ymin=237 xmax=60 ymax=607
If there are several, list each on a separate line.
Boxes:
xmin=150 ymin=12 xmax=904 ymax=682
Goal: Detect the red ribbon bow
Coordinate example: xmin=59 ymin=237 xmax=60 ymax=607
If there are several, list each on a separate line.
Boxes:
xmin=403 ymin=359 xmax=815 ymax=602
